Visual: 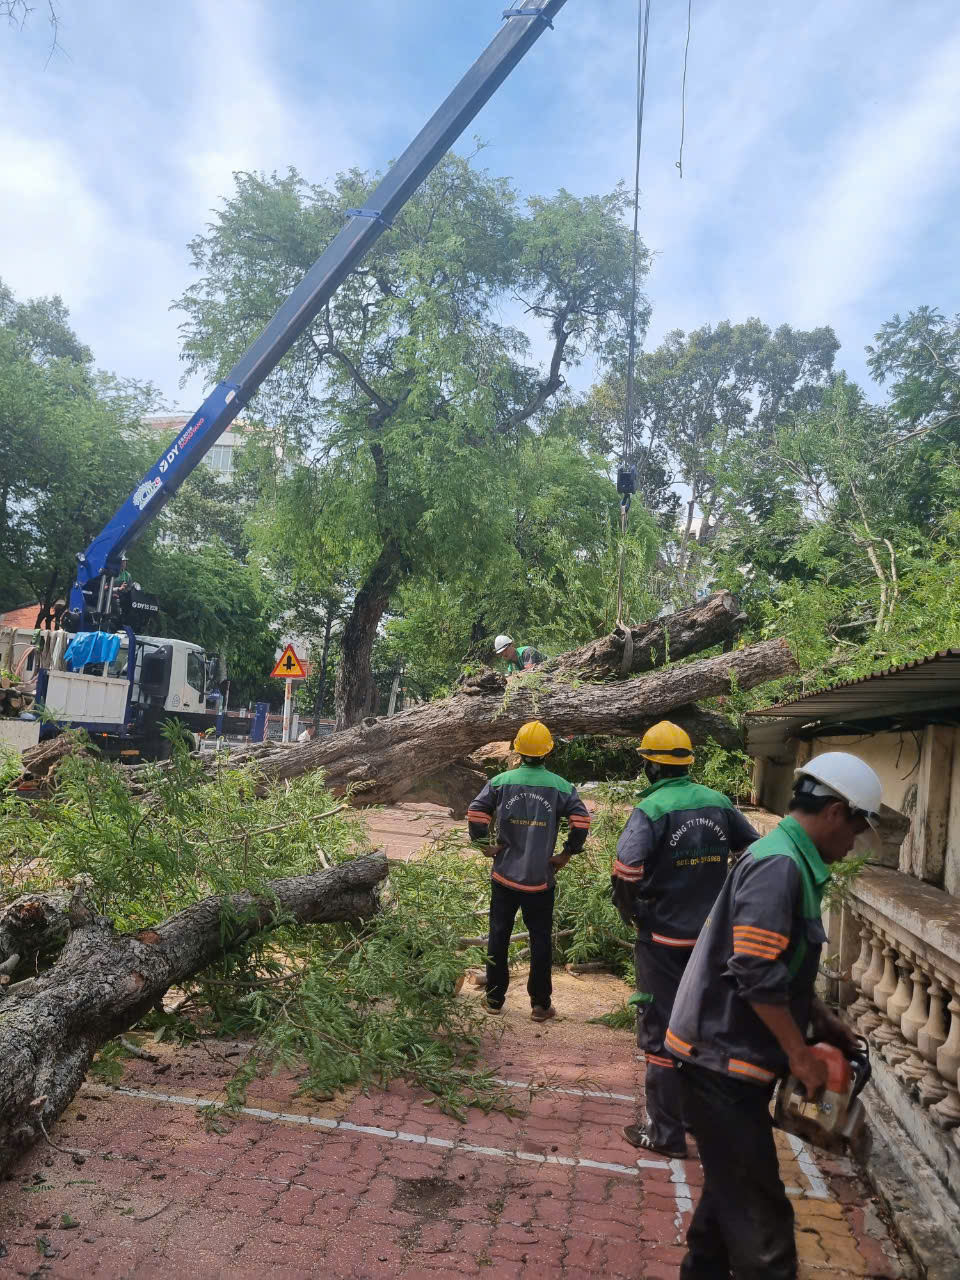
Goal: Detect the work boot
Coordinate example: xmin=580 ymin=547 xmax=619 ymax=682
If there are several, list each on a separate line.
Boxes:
xmin=481 ymin=996 xmax=503 ymax=1014
xmin=530 ymin=1005 xmax=556 ymax=1022
xmin=622 ymin=1123 xmax=687 ymax=1160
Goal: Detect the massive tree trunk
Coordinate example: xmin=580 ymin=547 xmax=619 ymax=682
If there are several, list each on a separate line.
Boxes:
xmin=545 ymin=590 xmax=746 ymax=680
xmin=335 ymin=540 xmax=407 ymax=731
xmin=223 ymin=638 xmax=796 ymax=805
xmin=0 ymin=854 xmax=388 ymax=1176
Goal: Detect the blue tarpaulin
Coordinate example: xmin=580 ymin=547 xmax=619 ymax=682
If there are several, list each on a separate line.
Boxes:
xmin=64 ymin=631 xmax=122 ymax=671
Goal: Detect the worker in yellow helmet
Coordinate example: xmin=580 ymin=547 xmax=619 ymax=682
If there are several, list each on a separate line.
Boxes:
xmin=467 ymin=720 xmax=590 ymax=1021
xmin=612 ymin=720 xmax=760 ymax=1160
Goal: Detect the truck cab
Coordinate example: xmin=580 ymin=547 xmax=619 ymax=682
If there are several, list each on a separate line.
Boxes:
xmin=1 ymin=624 xmax=224 ymax=760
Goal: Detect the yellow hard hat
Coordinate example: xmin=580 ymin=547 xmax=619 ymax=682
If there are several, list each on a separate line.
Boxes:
xmin=513 ymin=720 xmax=554 ymax=757
xmin=639 ymin=720 xmax=694 ymax=766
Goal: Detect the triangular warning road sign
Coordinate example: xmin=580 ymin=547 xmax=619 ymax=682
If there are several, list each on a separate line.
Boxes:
xmin=270 ymin=644 xmax=307 ymax=680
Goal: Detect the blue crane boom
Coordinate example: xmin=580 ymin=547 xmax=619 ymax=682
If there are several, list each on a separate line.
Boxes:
xmin=69 ymin=1 xmax=569 ymax=628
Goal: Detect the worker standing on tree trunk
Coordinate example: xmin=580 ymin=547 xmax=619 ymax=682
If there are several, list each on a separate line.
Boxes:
xmin=467 ymin=720 xmax=590 ymax=1021
xmin=666 ymin=753 xmax=882 ymax=1279
xmin=612 ymin=721 xmax=760 ymax=1159
xmin=493 ymin=634 xmax=544 ymax=674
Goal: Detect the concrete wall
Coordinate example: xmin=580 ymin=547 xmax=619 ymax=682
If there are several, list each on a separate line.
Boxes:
xmin=755 ymin=726 xmax=960 ymax=893
xmin=757 ymin=729 xmax=920 ymax=816
xmin=945 ymin=740 xmax=960 ymax=897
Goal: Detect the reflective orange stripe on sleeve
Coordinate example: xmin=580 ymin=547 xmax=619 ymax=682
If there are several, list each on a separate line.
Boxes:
xmin=665 ymin=1028 xmax=692 ymax=1058
xmin=645 ymin=1053 xmax=675 ymax=1069
xmin=732 ymin=941 xmax=782 ymax=960
xmin=568 ymin=815 xmax=591 ymax=827
xmin=651 ymin=932 xmax=697 ymax=947
xmin=612 ymin=858 xmax=644 ymax=881
xmin=733 ymin=925 xmax=788 ymax=951
xmin=467 ymin=810 xmax=491 ymax=824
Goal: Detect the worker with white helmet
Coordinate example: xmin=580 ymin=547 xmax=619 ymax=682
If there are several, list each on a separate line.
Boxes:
xmin=666 ymin=751 xmax=883 ymax=1280
xmin=612 ymin=721 xmax=760 ymax=1159
xmin=493 ymin=633 xmax=544 ymax=674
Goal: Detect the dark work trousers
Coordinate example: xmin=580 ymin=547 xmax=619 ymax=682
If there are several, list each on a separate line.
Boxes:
xmin=486 ymin=881 xmax=555 ymax=1009
xmin=634 ymin=938 xmax=692 ymax=1151
xmin=677 ymin=1060 xmax=797 ymax=1280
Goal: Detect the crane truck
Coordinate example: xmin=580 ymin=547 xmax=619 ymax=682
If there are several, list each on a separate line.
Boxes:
xmin=3 ymin=1 xmax=569 ymax=760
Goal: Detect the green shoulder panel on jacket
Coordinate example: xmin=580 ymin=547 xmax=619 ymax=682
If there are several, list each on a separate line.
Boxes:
xmin=748 ymin=818 xmax=828 ymax=919
xmin=636 ymin=777 xmax=733 ymax=822
xmin=491 ymin=765 xmax=573 ymax=794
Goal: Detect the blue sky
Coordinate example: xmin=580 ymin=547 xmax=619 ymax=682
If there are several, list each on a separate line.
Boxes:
xmin=2 ymin=0 xmax=959 ymax=414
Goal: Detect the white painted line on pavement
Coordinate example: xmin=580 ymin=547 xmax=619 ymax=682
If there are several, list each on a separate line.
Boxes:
xmin=114 ymin=1084 xmax=819 ymax=1226
xmin=785 ymin=1131 xmax=830 ymax=1199
xmin=669 ymin=1156 xmax=693 ymax=1220
xmin=494 ymin=1078 xmax=635 ymax=1102
xmin=114 ymin=1086 xmax=663 ymax=1179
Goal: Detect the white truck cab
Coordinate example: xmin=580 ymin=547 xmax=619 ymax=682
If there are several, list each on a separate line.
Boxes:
xmin=0 ymin=625 xmax=223 ymax=759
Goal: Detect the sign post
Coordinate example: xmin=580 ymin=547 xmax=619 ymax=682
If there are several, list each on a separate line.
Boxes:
xmin=282 ymin=678 xmax=293 ymax=743
xmin=269 ymin=644 xmax=307 ymax=743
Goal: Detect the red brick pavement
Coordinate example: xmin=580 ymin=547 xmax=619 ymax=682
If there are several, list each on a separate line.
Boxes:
xmin=0 ymin=973 xmax=912 ymax=1278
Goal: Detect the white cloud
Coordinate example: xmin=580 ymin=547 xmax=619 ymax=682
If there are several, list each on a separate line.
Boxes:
xmin=1 ymin=0 xmax=959 ymax=413
xmin=0 ymin=133 xmax=106 ymax=308
xmin=764 ymin=25 xmax=960 ymax=326
xmin=0 ymin=0 xmax=375 ymax=409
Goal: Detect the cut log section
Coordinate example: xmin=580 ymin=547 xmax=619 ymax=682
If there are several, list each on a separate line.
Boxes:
xmin=0 ymin=853 xmax=388 ymax=1175
xmin=211 ymin=638 xmax=795 ymax=805
xmin=544 ymin=590 xmax=747 ymax=680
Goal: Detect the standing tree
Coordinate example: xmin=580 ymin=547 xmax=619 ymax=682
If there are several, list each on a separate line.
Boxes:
xmin=594 ymin=318 xmax=839 ymax=603
xmin=176 ymin=157 xmax=647 ymax=727
xmin=0 ymin=281 xmax=161 ymax=621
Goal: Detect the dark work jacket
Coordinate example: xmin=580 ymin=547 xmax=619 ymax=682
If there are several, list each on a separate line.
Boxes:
xmin=666 ymin=816 xmax=830 ymax=1085
xmin=612 ymin=777 xmax=759 ymax=946
xmin=467 ymin=765 xmax=590 ymax=892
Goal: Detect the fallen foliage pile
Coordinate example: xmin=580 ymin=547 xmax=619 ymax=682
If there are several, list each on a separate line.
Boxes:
xmin=0 ymin=733 xmax=642 ymax=1167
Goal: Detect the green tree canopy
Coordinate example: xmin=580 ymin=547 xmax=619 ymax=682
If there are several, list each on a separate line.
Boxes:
xmin=0 ymin=280 xmax=160 ymax=621
xmin=176 ymin=154 xmax=649 ymax=726
xmin=592 ymin=317 xmax=839 ymax=603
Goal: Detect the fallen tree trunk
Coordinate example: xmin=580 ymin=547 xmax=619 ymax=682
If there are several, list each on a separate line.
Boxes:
xmin=545 ymin=590 xmax=747 ymax=680
xmin=0 ymin=853 xmax=388 ymax=1174
xmin=213 ymin=638 xmax=795 ymax=805
xmin=0 ymin=877 xmax=95 ymax=982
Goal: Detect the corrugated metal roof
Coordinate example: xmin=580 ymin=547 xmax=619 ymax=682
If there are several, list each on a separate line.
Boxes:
xmin=746 ymin=649 xmax=960 ymax=758
xmin=750 ymin=650 xmax=960 ymax=717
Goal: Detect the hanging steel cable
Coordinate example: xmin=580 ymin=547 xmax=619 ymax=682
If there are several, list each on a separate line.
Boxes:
xmin=615 ymin=0 xmax=651 ymax=628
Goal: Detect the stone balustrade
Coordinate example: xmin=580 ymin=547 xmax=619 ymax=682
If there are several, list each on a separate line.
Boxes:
xmin=835 ymin=866 xmax=960 ymax=1175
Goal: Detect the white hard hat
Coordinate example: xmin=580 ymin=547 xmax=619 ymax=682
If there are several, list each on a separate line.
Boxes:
xmin=794 ymin=752 xmax=883 ymax=820
xmin=494 ymin=634 xmax=514 ymax=654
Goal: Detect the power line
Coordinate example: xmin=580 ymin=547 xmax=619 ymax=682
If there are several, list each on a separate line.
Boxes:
xmin=623 ymin=0 xmax=651 ymax=465
xmin=617 ymin=0 xmax=651 ymax=628
xmin=676 ymin=0 xmax=692 ymax=178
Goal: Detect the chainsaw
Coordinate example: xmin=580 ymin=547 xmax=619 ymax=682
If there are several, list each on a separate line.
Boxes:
xmin=772 ymin=1038 xmax=871 ymax=1153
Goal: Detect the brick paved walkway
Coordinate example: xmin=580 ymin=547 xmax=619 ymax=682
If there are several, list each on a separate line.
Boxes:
xmin=0 ymin=971 xmax=911 ymax=1279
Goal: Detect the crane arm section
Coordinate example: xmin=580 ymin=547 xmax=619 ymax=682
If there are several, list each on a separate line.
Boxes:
xmin=70 ymin=1 xmax=569 ymax=624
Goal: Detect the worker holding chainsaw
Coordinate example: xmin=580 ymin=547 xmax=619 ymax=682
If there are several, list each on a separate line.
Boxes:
xmin=611 ymin=721 xmax=760 ymax=1158
xmin=666 ymin=752 xmax=882 ymax=1280
xmin=467 ymin=719 xmax=590 ymax=1021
